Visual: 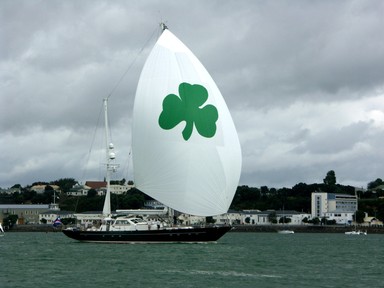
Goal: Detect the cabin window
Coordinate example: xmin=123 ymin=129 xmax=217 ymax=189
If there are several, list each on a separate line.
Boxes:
xmin=116 ymin=220 xmax=129 ymax=225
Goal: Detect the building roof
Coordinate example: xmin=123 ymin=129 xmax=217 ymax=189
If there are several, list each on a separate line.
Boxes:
xmin=0 ymin=204 xmax=50 ymax=209
xmin=40 ymin=210 xmax=74 ymax=215
xmin=75 ymin=211 xmax=104 ymax=215
xmin=31 ymin=184 xmax=60 ymax=190
xmin=275 ymin=210 xmax=302 ymax=215
xmin=85 ymin=181 xmax=107 ymax=189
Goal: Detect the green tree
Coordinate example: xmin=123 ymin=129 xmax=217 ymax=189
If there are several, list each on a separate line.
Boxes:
xmin=23 ymin=190 xmax=37 ymax=203
xmin=268 ymin=211 xmax=277 ymax=224
xmin=206 ymin=216 xmax=216 ymax=224
xmin=116 ymin=192 xmax=145 ymax=210
xmin=323 ymin=170 xmax=336 ymax=186
xmin=355 ymin=210 xmax=365 ymax=223
xmin=279 ymin=217 xmax=291 ymax=224
xmin=110 ymin=179 xmax=126 ymax=185
xmin=87 ymin=189 xmax=97 ymax=197
xmin=321 ymin=216 xmax=327 ymax=225
xmin=45 ymin=185 xmax=54 ymax=192
xmin=3 ymin=215 xmax=18 ymax=228
xmin=367 ymin=178 xmax=383 ymax=190
xmin=52 ymin=178 xmax=77 ymax=193
xmin=230 ymin=186 xmax=260 ymax=210
xmin=311 ymin=217 xmax=320 ymax=225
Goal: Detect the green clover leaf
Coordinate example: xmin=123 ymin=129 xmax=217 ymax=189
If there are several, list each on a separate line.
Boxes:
xmin=158 ymin=82 xmax=218 ymax=141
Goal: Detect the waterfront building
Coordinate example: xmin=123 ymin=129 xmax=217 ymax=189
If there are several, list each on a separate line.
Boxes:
xmin=1 ymin=204 xmax=51 ymax=224
xmin=99 ymin=184 xmax=134 ymax=195
xmin=178 ymin=210 xmax=310 ymax=226
xmin=276 ymin=210 xmax=311 ymax=225
xmin=242 ymin=210 xmax=270 ymax=225
xmin=311 ymin=192 xmax=356 ymax=224
xmin=242 ymin=210 xmax=311 ymax=225
xmin=213 ymin=210 xmax=243 ymax=225
xmin=67 ymin=181 xmax=134 ymax=196
xmin=39 ymin=204 xmax=75 ymax=225
xmin=67 ymin=183 xmax=90 ymax=196
xmin=72 ymin=211 xmax=105 ymax=228
xmin=30 ymin=184 xmax=61 ymax=194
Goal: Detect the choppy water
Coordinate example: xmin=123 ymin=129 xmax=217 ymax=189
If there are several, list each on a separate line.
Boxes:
xmin=1 ymin=231 xmax=382 ymax=288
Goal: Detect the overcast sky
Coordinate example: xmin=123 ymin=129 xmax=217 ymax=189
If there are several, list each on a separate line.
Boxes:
xmin=1 ymin=0 xmax=384 ymax=189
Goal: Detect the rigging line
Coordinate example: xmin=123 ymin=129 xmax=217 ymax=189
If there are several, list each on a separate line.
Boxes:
xmin=106 ymin=26 xmax=159 ymax=100
xmin=80 ymin=102 xmax=104 ymax=182
xmin=119 ymin=149 xmax=132 ymax=181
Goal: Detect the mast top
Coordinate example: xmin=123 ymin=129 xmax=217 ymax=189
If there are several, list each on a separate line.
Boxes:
xmin=160 ymin=22 xmax=168 ymax=31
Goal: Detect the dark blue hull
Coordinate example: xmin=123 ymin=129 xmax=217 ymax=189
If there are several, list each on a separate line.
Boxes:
xmin=62 ymin=226 xmax=232 ymax=243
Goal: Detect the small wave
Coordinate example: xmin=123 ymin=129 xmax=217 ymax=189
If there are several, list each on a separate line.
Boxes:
xmin=159 ymin=269 xmax=281 ymax=279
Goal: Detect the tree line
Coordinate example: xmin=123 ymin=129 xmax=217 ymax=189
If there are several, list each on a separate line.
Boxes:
xmin=1 ymin=172 xmax=384 ymax=221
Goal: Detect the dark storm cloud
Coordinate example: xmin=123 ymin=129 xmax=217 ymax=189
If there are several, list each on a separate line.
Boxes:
xmin=1 ymin=0 xmax=383 ymax=189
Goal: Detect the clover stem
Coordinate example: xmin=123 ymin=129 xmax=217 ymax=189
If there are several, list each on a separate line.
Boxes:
xmin=182 ymin=121 xmax=194 ymax=141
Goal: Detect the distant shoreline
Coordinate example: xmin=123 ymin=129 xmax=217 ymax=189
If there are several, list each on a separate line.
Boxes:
xmin=5 ymin=224 xmax=384 ymax=234
xmin=232 ymin=224 xmax=384 ymax=234
xmin=6 ymin=224 xmax=60 ymax=232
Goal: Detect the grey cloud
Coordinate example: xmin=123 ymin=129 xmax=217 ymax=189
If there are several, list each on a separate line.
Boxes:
xmin=1 ymin=0 xmax=383 ymax=189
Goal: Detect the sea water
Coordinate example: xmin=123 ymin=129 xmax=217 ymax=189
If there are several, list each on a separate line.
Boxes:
xmin=1 ymin=232 xmax=382 ymax=288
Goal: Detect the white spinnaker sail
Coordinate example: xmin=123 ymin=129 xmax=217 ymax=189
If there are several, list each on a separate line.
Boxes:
xmin=132 ymin=29 xmax=241 ymax=216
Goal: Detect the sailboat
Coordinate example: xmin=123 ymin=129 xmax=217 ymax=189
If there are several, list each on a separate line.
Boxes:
xmin=277 ymin=206 xmax=294 ymax=234
xmin=62 ymin=24 xmax=242 ymax=243
xmin=345 ymin=221 xmax=367 ymax=235
xmin=345 ymin=230 xmax=367 ymax=235
xmin=345 ymin=194 xmax=367 ymax=235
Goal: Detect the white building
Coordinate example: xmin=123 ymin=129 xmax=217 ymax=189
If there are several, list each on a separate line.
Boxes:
xmin=99 ymin=184 xmax=134 ymax=195
xmin=242 ymin=210 xmax=270 ymax=225
xmin=67 ymin=182 xmax=134 ymax=196
xmin=72 ymin=211 xmax=105 ymax=228
xmin=30 ymin=184 xmax=61 ymax=194
xmin=179 ymin=210 xmax=310 ymax=226
xmin=311 ymin=192 xmax=357 ymax=224
xmin=213 ymin=210 xmax=243 ymax=225
xmin=277 ymin=211 xmax=311 ymax=225
xmin=67 ymin=183 xmax=89 ymax=196
xmin=1 ymin=204 xmax=50 ymax=224
xmin=178 ymin=214 xmax=205 ymax=225
xmin=39 ymin=204 xmax=75 ymax=225
xmin=241 ymin=210 xmax=311 ymax=225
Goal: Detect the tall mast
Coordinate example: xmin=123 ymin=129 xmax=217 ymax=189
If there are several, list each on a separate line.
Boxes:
xmin=102 ymin=98 xmax=117 ymax=216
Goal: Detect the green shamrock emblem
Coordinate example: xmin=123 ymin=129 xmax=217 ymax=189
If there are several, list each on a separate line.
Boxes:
xmin=158 ymin=82 xmax=219 ymax=141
